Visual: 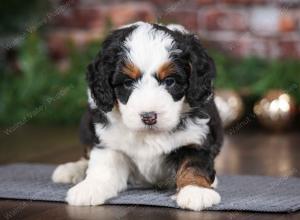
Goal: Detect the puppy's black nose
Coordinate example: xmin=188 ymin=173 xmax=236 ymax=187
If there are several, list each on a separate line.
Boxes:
xmin=140 ymin=111 xmax=157 ymax=125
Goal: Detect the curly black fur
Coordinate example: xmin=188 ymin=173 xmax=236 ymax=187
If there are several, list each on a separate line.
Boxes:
xmin=81 ymin=23 xmax=223 ymax=186
xmin=87 ymin=26 xmax=136 ymax=112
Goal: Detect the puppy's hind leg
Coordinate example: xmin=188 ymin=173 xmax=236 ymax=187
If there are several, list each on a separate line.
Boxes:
xmin=52 ymin=158 xmax=88 ymax=184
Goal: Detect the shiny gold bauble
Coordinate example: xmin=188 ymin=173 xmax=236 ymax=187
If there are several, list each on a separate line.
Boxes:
xmin=215 ymin=90 xmax=244 ymax=128
xmin=254 ymin=90 xmax=296 ymax=130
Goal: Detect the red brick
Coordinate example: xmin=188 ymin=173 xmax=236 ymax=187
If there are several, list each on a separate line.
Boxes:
xmin=46 ymin=0 xmax=300 ymax=59
xmin=196 ymin=0 xmax=215 ymax=5
xmin=135 ymin=0 xmax=213 ymax=7
xmin=105 ymin=3 xmax=156 ymax=27
xmin=291 ymin=9 xmax=300 ymax=26
xmin=224 ymin=41 xmax=245 ymax=56
xmin=58 ymin=0 xmax=80 ymax=6
xmin=163 ymin=10 xmax=198 ymax=31
xmin=149 ymin=0 xmax=179 ymax=6
xmin=279 ymin=14 xmax=296 ymax=32
xmin=278 ymin=40 xmax=300 ymax=58
xmin=203 ymin=37 xmax=275 ymax=58
xmin=248 ymin=38 xmax=272 ymax=58
xmin=203 ymin=39 xmax=242 ymax=57
xmin=72 ymin=7 xmax=105 ymax=29
xmin=203 ymin=9 xmax=248 ymax=31
xmin=47 ymin=29 xmax=103 ymax=60
xmin=236 ymin=38 xmax=280 ymax=58
xmin=151 ymin=0 xmax=214 ymax=11
xmin=221 ymin=0 xmax=267 ymax=4
xmin=51 ymin=6 xmax=105 ymax=29
xmin=47 ymin=32 xmax=69 ymax=60
xmin=276 ymin=0 xmax=300 ymax=8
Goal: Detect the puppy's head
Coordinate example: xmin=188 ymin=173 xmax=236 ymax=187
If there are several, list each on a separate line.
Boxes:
xmin=87 ymin=22 xmax=216 ymax=132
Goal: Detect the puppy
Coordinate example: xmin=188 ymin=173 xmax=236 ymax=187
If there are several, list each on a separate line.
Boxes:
xmin=52 ymin=22 xmax=223 ymax=211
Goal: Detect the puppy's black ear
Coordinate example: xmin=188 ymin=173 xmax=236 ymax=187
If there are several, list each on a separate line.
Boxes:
xmin=87 ymin=54 xmax=115 ymax=112
xmin=182 ymin=35 xmax=216 ymax=107
xmin=86 ymin=26 xmax=136 ymax=112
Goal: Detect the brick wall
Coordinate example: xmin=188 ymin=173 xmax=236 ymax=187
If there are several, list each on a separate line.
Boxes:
xmin=48 ymin=0 xmax=300 ymax=59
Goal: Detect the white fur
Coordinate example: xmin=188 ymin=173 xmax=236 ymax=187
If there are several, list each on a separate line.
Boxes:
xmin=66 ymin=148 xmax=131 ymax=206
xmin=176 ymin=185 xmax=221 ymax=211
xmin=81 ymin=22 xmax=211 ymax=188
xmin=61 ymin=22 xmax=215 ymax=208
xmin=118 ymin=82 xmax=184 ymax=132
xmin=120 ymin=23 xmax=185 ymax=132
xmin=124 ymin=23 xmax=174 ymax=74
xmin=95 ymin=109 xmax=209 ymax=185
xmin=87 ymin=88 xmax=97 ymax=109
xmin=171 ymin=177 xmax=218 ymax=200
xmin=166 ymin=24 xmax=189 ymax=33
xmin=95 ymin=23 xmax=209 ymax=185
xmin=52 ymin=158 xmax=88 ymax=184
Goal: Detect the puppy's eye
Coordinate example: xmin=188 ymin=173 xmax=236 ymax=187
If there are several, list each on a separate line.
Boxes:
xmin=123 ymin=79 xmax=135 ymax=89
xmin=163 ymin=77 xmax=176 ymax=88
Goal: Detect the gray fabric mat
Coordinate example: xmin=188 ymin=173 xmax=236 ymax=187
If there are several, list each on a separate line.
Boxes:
xmin=0 ymin=164 xmax=299 ymax=213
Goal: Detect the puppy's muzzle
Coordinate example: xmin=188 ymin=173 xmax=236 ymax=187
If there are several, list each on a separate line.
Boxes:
xmin=140 ymin=112 xmax=157 ymax=125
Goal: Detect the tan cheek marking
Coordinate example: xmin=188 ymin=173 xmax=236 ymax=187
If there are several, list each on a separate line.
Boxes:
xmin=157 ymin=62 xmax=175 ymax=80
xmin=176 ymin=160 xmax=212 ymax=190
xmin=122 ymin=62 xmax=141 ymax=79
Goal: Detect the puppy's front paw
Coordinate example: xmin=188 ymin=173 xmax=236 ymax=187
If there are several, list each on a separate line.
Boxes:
xmin=52 ymin=160 xmax=87 ymax=184
xmin=66 ymin=180 xmax=118 ymax=206
xmin=176 ymin=185 xmax=221 ymax=211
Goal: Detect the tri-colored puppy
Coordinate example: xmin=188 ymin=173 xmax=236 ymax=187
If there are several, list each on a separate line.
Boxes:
xmin=52 ymin=22 xmax=223 ymax=211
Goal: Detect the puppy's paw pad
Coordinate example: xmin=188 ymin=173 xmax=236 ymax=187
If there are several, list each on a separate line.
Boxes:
xmin=66 ymin=180 xmax=117 ymax=206
xmin=176 ymin=185 xmax=221 ymax=211
xmin=52 ymin=163 xmax=85 ymax=184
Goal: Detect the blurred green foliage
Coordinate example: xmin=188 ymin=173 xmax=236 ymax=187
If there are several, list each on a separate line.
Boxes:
xmin=213 ymin=51 xmax=300 ymax=100
xmin=0 ymin=33 xmax=99 ymax=125
xmin=0 ymin=33 xmax=299 ymax=126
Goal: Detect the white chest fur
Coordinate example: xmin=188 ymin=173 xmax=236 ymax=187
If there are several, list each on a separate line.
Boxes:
xmin=94 ymin=113 xmax=209 ymax=185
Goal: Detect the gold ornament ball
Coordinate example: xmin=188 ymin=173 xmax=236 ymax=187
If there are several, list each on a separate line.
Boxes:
xmin=215 ymin=90 xmax=244 ymax=128
xmin=254 ymin=90 xmax=297 ymax=130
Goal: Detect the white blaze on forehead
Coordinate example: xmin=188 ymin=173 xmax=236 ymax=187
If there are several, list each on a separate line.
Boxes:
xmin=123 ymin=23 xmax=174 ymax=75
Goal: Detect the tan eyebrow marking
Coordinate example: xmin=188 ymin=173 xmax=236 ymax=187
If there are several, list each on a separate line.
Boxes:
xmin=157 ymin=62 xmax=176 ymax=80
xmin=122 ymin=61 xmax=141 ymax=79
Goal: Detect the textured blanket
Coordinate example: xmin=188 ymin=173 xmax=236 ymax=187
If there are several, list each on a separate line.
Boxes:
xmin=0 ymin=164 xmax=299 ymax=212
